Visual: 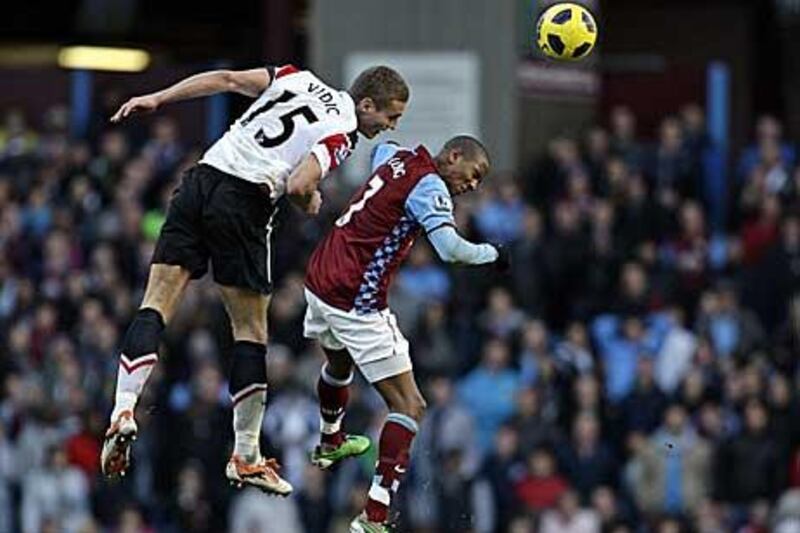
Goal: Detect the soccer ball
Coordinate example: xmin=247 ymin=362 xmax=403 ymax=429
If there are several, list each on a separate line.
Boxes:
xmin=536 ymin=2 xmax=598 ymax=61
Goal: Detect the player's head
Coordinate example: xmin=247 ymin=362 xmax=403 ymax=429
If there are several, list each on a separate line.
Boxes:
xmin=349 ymin=66 xmax=409 ymax=139
xmin=435 ymin=135 xmax=491 ymax=196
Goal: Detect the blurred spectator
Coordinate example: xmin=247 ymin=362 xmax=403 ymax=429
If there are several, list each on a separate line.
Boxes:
xmin=583 ymin=126 xmax=610 ymax=192
xmin=412 ymin=302 xmax=459 ymax=377
xmin=21 ymin=446 xmax=91 ymax=533
xmin=473 ymin=179 xmax=526 ymax=244
xmin=458 ymin=339 xmax=521 ymax=453
xmin=695 ymin=282 xmax=765 ymax=360
xmin=141 ymin=117 xmax=184 ymax=180
xmin=480 ymin=425 xmax=524 ymax=531
xmin=647 ymin=117 xmax=696 ymax=200
xmin=478 ymin=287 xmax=526 ymax=341
xmin=617 ymin=172 xmax=661 ymax=251
xmin=518 ymin=318 xmax=555 ymax=385
xmin=609 ymin=106 xmax=644 ymax=169
xmin=772 ymin=490 xmax=800 ymax=532
xmin=228 ymin=489 xmax=304 ymax=533
xmin=557 ymin=412 xmax=617 ymax=502
xmin=629 ymin=404 xmax=712 ymax=516
xmin=614 ymin=261 xmax=654 ymax=316
xmin=170 ymin=461 xmax=214 ymax=533
xmin=662 ymin=201 xmax=716 ymax=313
xmin=620 ymin=357 xmax=668 ymax=435
xmin=0 ymin=109 xmax=38 ymax=160
xmin=654 ymin=307 xmax=698 ymax=393
xmin=539 ymin=490 xmax=600 ymax=533
xmin=545 ymin=200 xmax=590 ymax=327
xmin=680 ymin=104 xmax=710 ymax=168
xmin=739 ymin=195 xmax=781 ymax=266
xmin=116 ymin=505 xmax=154 ymax=533
xmin=295 ymin=465 xmax=332 ymax=533
xmin=414 ymin=376 xmax=480 ymax=478
xmin=511 ymin=207 xmax=547 ymax=315
xmin=748 ymin=214 xmax=800 ymax=333
xmin=715 ymin=400 xmax=787 ymax=505
xmin=737 ymin=115 xmax=796 ymax=183
xmin=394 ymin=243 xmax=451 ymax=328
xmin=511 ymin=386 xmax=561 ymax=454
xmin=591 ymin=313 xmax=666 ymax=403
xmin=514 ymin=447 xmax=570 ymax=512
xmin=554 ymin=320 xmax=594 ymax=376
xmin=591 ymin=486 xmax=631 ymax=530
xmin=432 ymin=449 xmax=495 ymax=533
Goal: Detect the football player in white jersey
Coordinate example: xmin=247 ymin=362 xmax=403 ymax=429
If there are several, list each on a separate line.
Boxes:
xmin=101 ymin=64 xmax=409 ymax=496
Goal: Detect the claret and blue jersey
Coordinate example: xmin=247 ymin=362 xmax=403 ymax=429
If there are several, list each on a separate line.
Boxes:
xmin=305 ymin=142 xmax=459 ymax=314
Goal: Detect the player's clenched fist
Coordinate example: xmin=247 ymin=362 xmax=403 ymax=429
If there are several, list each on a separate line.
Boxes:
xmin=110 ymin=94 xmax=161 ymax=123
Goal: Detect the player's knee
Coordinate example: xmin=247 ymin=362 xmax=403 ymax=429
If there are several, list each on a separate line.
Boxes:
xmin=121 ymin=308 xmax=165 ymax=360
xmin=409 ymin=394 xmax=427 ymax=421
xmin=398 ymin=392 xmax=427 ymax=422
xmin=325 ymin=355 xmax=354 ymax=380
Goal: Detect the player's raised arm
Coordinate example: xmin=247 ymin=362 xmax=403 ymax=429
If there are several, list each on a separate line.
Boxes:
xmin=110 ymin=68 xmax=271 ymax=123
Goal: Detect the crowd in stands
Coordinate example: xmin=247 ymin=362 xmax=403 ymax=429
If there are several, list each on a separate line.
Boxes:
xmin=2 ymin=97 xmax=800 ymax=533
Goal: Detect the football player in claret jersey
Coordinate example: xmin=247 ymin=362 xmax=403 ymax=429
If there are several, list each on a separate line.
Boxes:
xmin=303 ymin=136 xmax=508 ymax=532
xmin=100 ymin=64 xmax=409 ymax=496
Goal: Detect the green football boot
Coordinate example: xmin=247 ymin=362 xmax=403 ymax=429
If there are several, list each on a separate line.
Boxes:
xmin=310 ymin=434 xmax=371 ymax=469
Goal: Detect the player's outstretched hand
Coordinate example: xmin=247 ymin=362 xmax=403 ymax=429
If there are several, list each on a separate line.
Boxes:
xmin=493 ymin=244 xmax=511 ymax=273
xmin=306 ymin=190 xmax=323 ymax=216
xmin=110 ymin=94 xmax=160 ymax=123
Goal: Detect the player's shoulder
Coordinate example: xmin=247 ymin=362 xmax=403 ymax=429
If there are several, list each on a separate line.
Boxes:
xmin=268 ymin=64 xmax=303 ymax=81
xmin=374 ymin=143 xmax=431 ymax=160
xmin=413 ymin=172 xmax=449 ymax=195
xmin=405 ymin=172 xmax=454 ymax=218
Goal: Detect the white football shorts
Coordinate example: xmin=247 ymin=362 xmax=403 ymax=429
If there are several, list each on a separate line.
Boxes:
xmin=303 ymin=288 xmax=413 ymax=383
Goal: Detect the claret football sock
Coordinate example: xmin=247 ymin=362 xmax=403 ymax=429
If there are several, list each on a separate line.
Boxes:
xmin=365 ymin=412 xmax=418 ymax=524
xmin=317 ymin=363 xmax=353 ymax=448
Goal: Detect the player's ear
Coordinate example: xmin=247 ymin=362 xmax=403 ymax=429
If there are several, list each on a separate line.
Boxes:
xmin=357 ymin=97 xmax=377 ymax=113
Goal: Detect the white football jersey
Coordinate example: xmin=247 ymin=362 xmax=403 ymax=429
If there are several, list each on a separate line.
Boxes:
xmin=200 ymin=65 xmax=358 ymax=199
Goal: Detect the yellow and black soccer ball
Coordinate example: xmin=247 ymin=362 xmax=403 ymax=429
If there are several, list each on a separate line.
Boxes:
xmin=536 ymin=3 xmax=598 ymax=61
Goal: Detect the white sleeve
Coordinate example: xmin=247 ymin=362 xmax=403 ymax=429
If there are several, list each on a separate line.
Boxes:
xmin=310 ymin=131 xmax=356 ymax=178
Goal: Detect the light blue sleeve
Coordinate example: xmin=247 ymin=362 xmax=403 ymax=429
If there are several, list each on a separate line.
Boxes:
xmin=405 ymin=174 xmax=456 ymax=233
xmin=406 ymin=175 xmax=498 ymax=265
xmin=428 ymin=226 xmax=498 ymax=265
xmin=370 ymin=142 xmax=401 ymax=172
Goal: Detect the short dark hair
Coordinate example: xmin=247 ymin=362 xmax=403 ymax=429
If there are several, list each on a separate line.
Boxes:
xmin=443 ymin=135 xmax=491 ymax=166
xmin=349 ymin=66 xmax=409 ymax=110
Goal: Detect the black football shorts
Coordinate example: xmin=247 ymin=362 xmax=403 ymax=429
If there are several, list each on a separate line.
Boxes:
xmin=152 ymin=164 xmax=277 ymax=294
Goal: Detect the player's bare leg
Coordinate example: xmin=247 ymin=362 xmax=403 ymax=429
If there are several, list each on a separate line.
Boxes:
xmin=351 ymin=371 xmax=426 ymax=532
xmin=102 ymin=263 xmax=190 ymax=478
xmin=219 ymin=285 xmax=292 ymax=497
xmin=311 ymin=348 xmax=371 ymax=469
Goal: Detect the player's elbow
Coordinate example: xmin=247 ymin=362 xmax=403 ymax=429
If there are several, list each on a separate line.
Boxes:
xmin=219 ymin=70 xmax=257 ymax=96
xmin=430 ymin=235 xmax=461 ymax=264
xmin=219 ymin=70 xmax=239 ymax=92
